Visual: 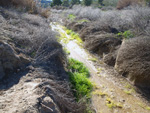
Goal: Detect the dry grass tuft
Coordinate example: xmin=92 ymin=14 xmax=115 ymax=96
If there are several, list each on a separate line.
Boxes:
xmin=39 ymin=8 xmax=51 ymax=18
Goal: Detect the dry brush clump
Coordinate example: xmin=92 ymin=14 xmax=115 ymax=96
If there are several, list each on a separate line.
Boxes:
xmin=0 ymin=0 xmax=50 ymax=18
xmin=84 ymin=33 xmax=122 ymax=56
xmin=0 ymin=7 xmax=54 ymax=77
xmin=94 ymin=10 xmax=133 ymax=32
xmin=115 ymin=37 xmax=150 ymax=88
xmin=65 ymin=5 xmax=101 ymax=21
xmin=130 ymin=6 xmax=150 ymax=36
xmin=0 ymin=0 xmax=37 ymax=13
xmin=117 ymin=0 xmax=145 ymax=9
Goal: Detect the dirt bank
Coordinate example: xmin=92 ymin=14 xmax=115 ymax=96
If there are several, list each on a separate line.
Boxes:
xmin=0 ymin=7 xmax=83 ymax=113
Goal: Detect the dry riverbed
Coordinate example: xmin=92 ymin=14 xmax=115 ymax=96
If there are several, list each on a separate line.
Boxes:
xmin=50 ymin=22 xmax=150 ymax=113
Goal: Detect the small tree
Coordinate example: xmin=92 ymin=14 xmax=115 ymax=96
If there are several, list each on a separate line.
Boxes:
xmin=62 ymin=0 xmax=69 ymax=6
xmin=145 ymin=0 xmax=150 ymax=6
xmin=103 ymin=0 xmax=118 ymax=7
xmin=52 ymin=0 xmax=62 ymax=6
xmin=98 ymin=0 xmax=104 ymax=5
xmin=71 ymin=0 xmax=80 ymax=5
xmin=83 ymin=0 xmax=92 ymax=6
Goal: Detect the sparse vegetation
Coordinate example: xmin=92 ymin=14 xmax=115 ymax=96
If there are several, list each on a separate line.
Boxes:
xmin=93 ymin=90 xmax=108 ymax=97
xmin=145 ymin=106 xmax=150 ymax=110
xmin=64 ymin=28 xmax=83 ymax=44
xmin=77 ymin=19 xmax=89 ymax=23
xmin=138 ymin=103 xmax=150 ymax=110
xmin=124 ymin=88 xmax=135 ymax=95
xmin=63 ymin=47 xmax=70 ymax=55
xmin=124 ymin=83 xmax=132 ymax=89
xmin=58 ymin=32 xmax=70 ymax=44
xmin=88 ymin=57 xmax=98 ymax=62
xmin=106 ymin=97 xmax=123 ymax=109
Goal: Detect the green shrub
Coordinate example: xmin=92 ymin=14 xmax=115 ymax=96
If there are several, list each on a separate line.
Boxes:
xmin=62 ymin=0 xmax=69 ymax=7
xmin=70 ymin=32 xmax=83 ymax=44
xmin=52 ymin=0 xmax=62 ymax=6
xmin=77 ymin=19 xmax=89 ymax=23
xmin=103 ymin=0 xmax=118 ymax=7
xmin=68 ymin=58 xmax=92 ymax=101
xmin=71 ymin=0 xmax=80 ymax=5
xmin=66 ymin=29 xmax=73 ymax=35
xmin=83 ymin=0 xmax=92 ymax=6
xmin=117 ymin=30 xmax=134 ymax=39
xmin=68 ymin=14 xmax=76 ymax=21
xmin=63 ymin=47 xmax=70 ymax=55
xmin=98 ymin=0 xmax=104 ymax=5
xmin=68 ymin=58 xmax=90 ymax=76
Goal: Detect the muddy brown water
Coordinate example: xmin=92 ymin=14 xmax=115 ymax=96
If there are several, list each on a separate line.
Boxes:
xmin=51 ymin=22 xmax=150 ymax=113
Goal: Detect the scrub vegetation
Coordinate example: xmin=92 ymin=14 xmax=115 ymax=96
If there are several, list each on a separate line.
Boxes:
xmin=1 ymin=0 xmax=150 ymax=112
xmin=64 ymin=4 xmax=150 ymax=89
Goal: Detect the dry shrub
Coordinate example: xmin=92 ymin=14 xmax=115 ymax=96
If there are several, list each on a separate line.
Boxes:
xmin=117 ymin=0 xmax=145 ymax=9
xmin=131 ymin=6 xmax=150 ymax=36
xmin=0 ymin=0 xmax=12 ymax=6
xmin=0 ymin=0 xmax=38 ymax=14
xmin=0 ymin=0 xmax=51 ymax=18
xmin=84 ymin=33 xmax=122 ymax=56
xmin=65 ymin=5 xmax=101 ymax=21
xmin=115 ymin=37 xmax=150 ymax=87
xmin=39 ymin=9 xmax=51 ymax=18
